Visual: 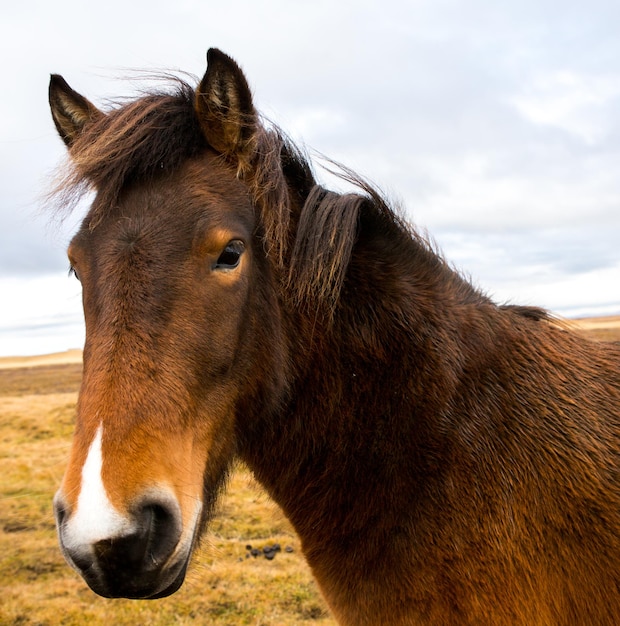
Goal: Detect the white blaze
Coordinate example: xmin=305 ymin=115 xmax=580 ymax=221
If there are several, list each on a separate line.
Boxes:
xmin=63 ymin=425 xmax=133 ymax=552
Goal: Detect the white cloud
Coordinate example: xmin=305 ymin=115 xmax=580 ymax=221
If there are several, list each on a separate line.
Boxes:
xmin=509 ymin=70 xmax=620 ymax=144
xmin=491 ymin=262 xmax=620 ymax=318
xmin=0 ymin=274 xmax=84 ymax=356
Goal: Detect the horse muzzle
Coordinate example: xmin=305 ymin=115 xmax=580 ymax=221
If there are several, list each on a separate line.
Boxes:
xmin=53 ymin=489 xmax=198 ymax=599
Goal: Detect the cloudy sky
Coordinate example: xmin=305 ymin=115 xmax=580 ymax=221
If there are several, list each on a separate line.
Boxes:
xmin=1 ymin=0 xmax=619 ymax=356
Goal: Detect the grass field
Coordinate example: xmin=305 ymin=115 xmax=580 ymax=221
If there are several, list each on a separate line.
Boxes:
xmin=1 ymin=317 xmax=618 ymax=625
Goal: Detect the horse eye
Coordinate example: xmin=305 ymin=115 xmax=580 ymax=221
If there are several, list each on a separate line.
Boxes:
xmin=69 ymin=266 xmax=80 ymax=282
xmin=213 ymin=240 xmax=245 ymax=270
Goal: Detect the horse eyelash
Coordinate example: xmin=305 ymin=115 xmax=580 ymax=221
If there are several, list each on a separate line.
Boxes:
xmin=68 ymin=266 xmax=79 ymax=281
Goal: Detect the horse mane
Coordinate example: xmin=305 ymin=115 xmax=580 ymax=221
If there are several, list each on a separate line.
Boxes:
xmin=50 ymin=76 xmax=540 ymax=322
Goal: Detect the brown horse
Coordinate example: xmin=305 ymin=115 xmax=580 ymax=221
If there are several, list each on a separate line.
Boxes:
xmin=49 ymin=49 xmax=619 ymax=625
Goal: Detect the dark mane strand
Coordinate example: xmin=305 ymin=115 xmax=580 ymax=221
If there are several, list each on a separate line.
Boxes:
xmin=500 ymin=304 xmax=551 ymax=321
xmin=240 ymin=125 xmax=304 ymax=267
xmin=288 ymin=186 xmax=364 ymax=313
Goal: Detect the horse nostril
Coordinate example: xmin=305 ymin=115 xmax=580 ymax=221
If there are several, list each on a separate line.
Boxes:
xmin=53 ymin=492 xmax=68 ymax=528
xmin=138 ymin=502 xmax=181 ymax=568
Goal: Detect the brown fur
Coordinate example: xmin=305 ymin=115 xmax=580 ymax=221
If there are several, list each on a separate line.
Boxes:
xmin=49 ymin=50 xmax=620 ymax=624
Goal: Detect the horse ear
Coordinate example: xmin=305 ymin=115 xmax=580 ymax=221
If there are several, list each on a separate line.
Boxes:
xmin=195 ymin=49 xmax=258 ymax=160
xmin=49 ymin=74 xmax=103 ymax=147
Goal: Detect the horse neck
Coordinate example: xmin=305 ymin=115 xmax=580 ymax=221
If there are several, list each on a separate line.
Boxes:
xmin=239 ymin=197 xmax=490 ymax=532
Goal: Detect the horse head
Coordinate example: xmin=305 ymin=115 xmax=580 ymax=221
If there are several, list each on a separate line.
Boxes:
xmin=50 ymin=50 xmax=288 ymax=599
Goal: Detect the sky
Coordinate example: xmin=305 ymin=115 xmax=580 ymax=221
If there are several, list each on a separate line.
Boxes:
xmin=1 ymin=0 xmax=619 ymax=356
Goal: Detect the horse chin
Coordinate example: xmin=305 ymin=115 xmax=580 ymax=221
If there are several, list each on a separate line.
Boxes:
xmin=144 ymin=564 xmax=188 ymax=599
xmin=85 ymin=554 xmax=190 ymax=600
xmin=135 ymin=558 xmax=190 ymax=600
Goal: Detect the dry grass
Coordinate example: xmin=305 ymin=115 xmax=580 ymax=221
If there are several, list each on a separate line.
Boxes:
xmin=0 ymin=367 xmax=334 ymax=625
xmin=0 ymin=349 xmax=83 ymax=370
xmin=567 ymin=315 xmax=620 ymax=343
xmin=1 ymin=317 xmax=618 ymax=625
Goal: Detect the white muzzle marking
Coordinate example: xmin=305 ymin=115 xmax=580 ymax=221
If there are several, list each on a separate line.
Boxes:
xmin=63 ymin=424 xmax=132 ymax=552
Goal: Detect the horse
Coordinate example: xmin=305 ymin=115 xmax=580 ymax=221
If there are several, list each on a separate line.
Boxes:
xmin=48 ymin=49 xmax=619 ymax=625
